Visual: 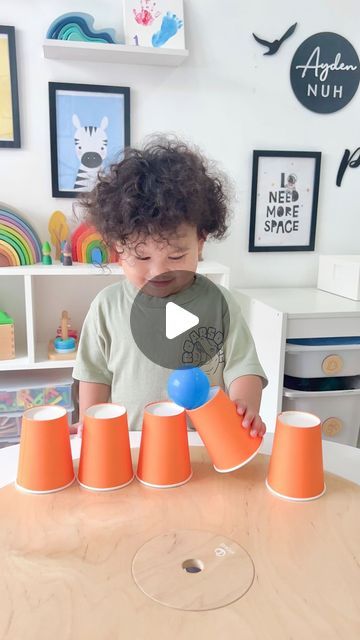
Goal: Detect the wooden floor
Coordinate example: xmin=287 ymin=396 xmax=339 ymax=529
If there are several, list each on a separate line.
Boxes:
xmin=0 ymin=448 xmax=359 ymax=640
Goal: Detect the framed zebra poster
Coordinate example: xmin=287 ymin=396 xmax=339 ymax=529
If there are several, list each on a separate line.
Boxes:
xmin=49 ymin=82 xmax=130 ymax=198
xmin=0 ymin=26 xmax=20 ymax=148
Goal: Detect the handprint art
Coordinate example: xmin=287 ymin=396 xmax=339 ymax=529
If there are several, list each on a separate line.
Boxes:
xmin=133 ymin=0 xmax=160 ymax=26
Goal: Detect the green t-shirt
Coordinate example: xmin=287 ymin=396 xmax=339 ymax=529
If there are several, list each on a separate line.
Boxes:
xmin=72 ymin=274 xmax=267 ymax=430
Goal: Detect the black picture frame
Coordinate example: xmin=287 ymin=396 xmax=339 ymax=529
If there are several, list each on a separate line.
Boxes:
xmin=49 ymin=82 xmax=130 ymax=198
xmin=0 ymin=26 xmax=20 ymax=148
xmin=249 ymin=150 xmax=321 ymax=252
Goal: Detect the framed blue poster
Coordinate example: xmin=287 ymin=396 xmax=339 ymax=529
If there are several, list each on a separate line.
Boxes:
xmin=49 ymin=82 xmax=130 ymax=198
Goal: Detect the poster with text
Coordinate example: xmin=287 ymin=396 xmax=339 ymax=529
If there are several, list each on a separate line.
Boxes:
xmin=249 ymin=151 xmax=321 ymax=252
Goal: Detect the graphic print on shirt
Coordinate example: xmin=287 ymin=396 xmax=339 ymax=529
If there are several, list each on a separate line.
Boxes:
xmin=182 ymin=326 xmax=225 ymax=375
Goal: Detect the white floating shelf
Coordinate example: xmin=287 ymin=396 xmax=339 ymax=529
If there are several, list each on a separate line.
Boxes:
xmin=0 ymin=260 xmax=229 ymax=277
xmin=42 ymin=39 xmax=189 ymax=66
xmin=0 ymin=262 xmax=123 ymax=276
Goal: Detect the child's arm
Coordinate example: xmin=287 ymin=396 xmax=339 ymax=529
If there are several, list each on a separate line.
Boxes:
xmin=228 ymin=375 xmax=266 ymax=438
xmin=70 ymin=380 xmax=110 ymax=435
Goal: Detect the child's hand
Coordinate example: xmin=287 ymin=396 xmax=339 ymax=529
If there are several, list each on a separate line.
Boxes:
xmin=69 ymin=421 xmax=83 ymax=437
xmin=233 ymin=400 xmax=266 ymax=438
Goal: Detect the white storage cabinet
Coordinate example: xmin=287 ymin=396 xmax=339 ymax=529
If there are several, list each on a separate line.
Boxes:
xmin=236 ymin=287 xmax=360 ymax=447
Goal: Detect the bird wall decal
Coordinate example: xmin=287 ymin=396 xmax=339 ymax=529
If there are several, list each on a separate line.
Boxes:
xmin=253 ymin=22 xmax=297 ymax=55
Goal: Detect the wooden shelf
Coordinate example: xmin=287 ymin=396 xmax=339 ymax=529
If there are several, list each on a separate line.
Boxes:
xmin=42 ymin=39 xmax=189 ymax=66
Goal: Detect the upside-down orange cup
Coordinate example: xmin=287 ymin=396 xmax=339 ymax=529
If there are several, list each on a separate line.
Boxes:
xmin=16 ymin=405 xmax=75 ymax=493
xmin=266 ymin=411 xmax=325 ymax=501
xmin=137 ymin=401 xmax=192 ymax=488
xmin=78 ymin=403 xmax=134 ymax=491
xmin=186 ymin=387 xmax=263 ymax=472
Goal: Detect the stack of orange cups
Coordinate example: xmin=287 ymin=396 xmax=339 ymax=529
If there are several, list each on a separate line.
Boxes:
xmin=78 ymin=403 xmax=134 ymax=491
xmin=266 ymin=411 xmax=326 ymax=501
xmin=186 ymin=387 xmax=263 ymax=472
xmin=137 ymin=401 xmax=192 ymax=488
xmin=16 ymin=405 xmax=75 ymax=493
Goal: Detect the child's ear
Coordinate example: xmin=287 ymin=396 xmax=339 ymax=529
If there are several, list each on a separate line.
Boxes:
xmin=198 ymin=232 xmax=207 ymax=247
xmin=198 ymin=234 xmax=206 ymax=260
xmin=115 ymin=243 xmax=123 ymax=263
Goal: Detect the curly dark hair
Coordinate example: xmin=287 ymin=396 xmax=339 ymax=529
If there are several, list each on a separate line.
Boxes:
xmin=78 ymin=136 xmax=230 ymax=251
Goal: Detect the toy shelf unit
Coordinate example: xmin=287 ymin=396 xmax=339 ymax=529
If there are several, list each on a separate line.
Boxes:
xmin=0 ymin=261 xmax=229 ymax=371
xmin=236 ymin=287 xmax=360 ymax=447
xmin=42 ymin=39 xmax=189 ymax=66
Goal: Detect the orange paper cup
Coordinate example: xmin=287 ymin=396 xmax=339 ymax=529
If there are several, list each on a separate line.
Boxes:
xmin=137 ymin=401 xmax=192 ymax=488
xmin=16 ymin=405 xmax=75 ymax=494
xmin=266 ymin=411 xmax=326 ymax=501
xmin=186 ymin=387 xmax=262 ymax=472
xmin=78 ymin=403 xmax=134 ymax=491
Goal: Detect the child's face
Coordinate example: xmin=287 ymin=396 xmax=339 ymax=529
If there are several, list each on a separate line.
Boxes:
xmin=118 ymin=224 xmax=205 ymax=297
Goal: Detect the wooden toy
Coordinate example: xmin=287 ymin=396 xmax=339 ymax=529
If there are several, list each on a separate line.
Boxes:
xmin=46 ymin=12 xmax=118 ymax=43
xmin=0 ymin=205 xmax=42 ymax=266
xmin=62 ymin=240 xmax=73 ymax=266
xmin=71 ymin=223 xmax=118 ymax=264
xmin=48 ymin=311 xmax=78 ymax=360
xmin=56 ymin=323 xmax=77 ymax=340
xmin=48 ymin=210 xmax=69 ymax=260
xmin=0 ymin=311 xmax=15 ymax=360
xmin=41 ymin=241 xmax=52 ymax=265
xmin=60 ymin=240 xmax=66 ymax=263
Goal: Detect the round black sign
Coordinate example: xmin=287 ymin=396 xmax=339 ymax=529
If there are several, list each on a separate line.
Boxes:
xmin=290 ymin=32 xmax=360 ymax=113
xmin=129 ymin=271 xmax=230 ymax=370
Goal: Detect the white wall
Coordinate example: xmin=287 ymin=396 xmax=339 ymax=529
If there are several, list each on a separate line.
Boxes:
xmin=1 ymin=0 xmax=359 ymax=288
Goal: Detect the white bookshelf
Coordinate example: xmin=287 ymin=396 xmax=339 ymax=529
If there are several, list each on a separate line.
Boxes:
xmin=0 ymin=261 xmax=229 ymax=371
xmin=42 ymin=39 xmax=189 ymax=66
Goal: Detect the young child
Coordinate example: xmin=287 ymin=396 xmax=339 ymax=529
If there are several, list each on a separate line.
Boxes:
xmin=72 ymin=137 xmax=267 ymax=436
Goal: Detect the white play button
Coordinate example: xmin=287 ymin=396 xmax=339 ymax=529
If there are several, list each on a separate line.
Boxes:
xmin=166 ymin=302 xmax=199 ymax=340
xmin=130 ymin=269 xmax=230 ymax=369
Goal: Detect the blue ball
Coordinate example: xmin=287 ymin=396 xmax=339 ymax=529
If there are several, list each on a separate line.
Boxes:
xmin=167 ymin=367 xmax=210 ymax=409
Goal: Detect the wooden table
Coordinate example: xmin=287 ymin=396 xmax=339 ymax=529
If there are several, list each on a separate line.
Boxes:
xmin=0 ymin=434 xmax=359 ymax=640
